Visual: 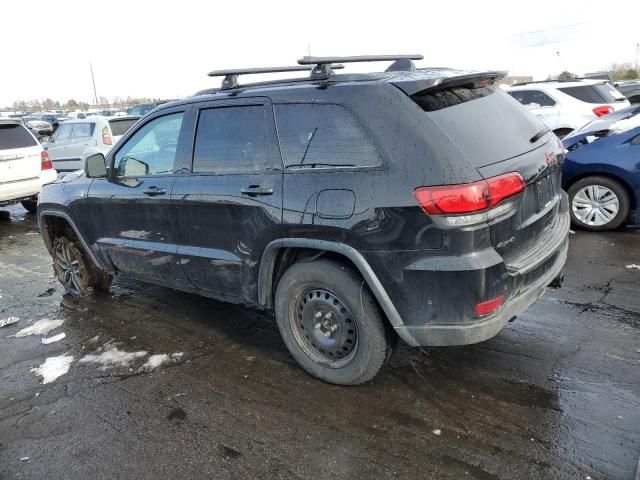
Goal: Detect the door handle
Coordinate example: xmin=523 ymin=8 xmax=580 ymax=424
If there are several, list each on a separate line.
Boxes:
xmin=142 ymin=186 xmax=166 ymax=196
xmin=241 ymin=185 xmax=274 ymax=197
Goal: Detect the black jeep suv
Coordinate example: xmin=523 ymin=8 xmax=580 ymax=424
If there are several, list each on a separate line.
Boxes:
xmin=38 ymin=55 xmax=569 ymax=385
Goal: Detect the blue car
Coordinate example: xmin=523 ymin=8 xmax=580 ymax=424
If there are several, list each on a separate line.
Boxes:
xmin=562 ymin=106 xmax=640 ymax=230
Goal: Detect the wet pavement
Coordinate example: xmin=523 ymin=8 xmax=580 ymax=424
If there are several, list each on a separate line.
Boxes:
xmin=0 ymin=205 xmax=639 ymax=480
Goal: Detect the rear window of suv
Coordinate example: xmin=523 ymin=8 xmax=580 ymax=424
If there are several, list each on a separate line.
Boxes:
xmin=0 ymin=124 xmax=38 ymax=150
xmin=274 ymin=103 xmax=382 ymax=169
xmin=109 ymin=118 xmax=138 ymax=137
xmin=558 ymin=84 xmax=620 ymax=104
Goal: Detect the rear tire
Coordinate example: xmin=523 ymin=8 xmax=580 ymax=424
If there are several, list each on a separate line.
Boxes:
xmin=274 ymin=259 xmax=390 ymax=385
xmin=567 ymin=176 xmax=629 ymax=231
xmin=52 ymin=236 xmax=112 ymax=295
xmin=21 ymin=199 xmax=37 ymax=214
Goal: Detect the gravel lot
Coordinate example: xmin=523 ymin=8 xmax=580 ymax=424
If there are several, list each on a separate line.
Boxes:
xmin=0 ymin=205 xmax=639 ymax=479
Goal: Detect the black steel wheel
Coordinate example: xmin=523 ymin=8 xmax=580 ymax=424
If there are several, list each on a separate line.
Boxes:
xmin=291 ymin=288 xmax=359 ymax=368
xmin=275 ymin=259 xmax=390 ymax=385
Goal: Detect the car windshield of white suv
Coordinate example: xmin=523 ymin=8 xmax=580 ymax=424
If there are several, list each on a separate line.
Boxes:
xmin=0 ymin=124 xmax=38 ymax=149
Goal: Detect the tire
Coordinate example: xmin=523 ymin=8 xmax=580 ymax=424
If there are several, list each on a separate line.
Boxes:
xmin=274 ymin=259 xmax=390 ymax=385
xmin=567 ymin=176 xmax=630 ymax=231
xmin=52 ymin=236 xmax=112 ymax=295
xmin=21 ymin=199 xmax=38 ymax=214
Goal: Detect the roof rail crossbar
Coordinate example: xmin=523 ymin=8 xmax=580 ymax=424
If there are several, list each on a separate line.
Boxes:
xmin=208 ymin=64 xmax=344 ymax=90
xmin=298 ymin=54 xmax=424 ymax=79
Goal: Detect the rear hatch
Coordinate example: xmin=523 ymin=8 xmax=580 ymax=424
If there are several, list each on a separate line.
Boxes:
xmin=394 ymin=71 xmax=566 ymax=264
xmin=0 ymin=122 xmax=42 ymax=183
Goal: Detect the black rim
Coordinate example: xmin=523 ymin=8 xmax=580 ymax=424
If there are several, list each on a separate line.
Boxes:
xmin=54 ymin=242 xmax=84 ymax=294
xmin=290 ymin=288 xmax=358 ymax=367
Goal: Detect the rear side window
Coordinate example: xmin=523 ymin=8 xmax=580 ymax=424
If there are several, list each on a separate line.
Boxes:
xmin=193 ymin=105 xmax=276 ymax=174
xmin=54 ymin=124 xmax=73 ymax=141
xmin=0 ymin=124 xmax=37 ymax=150
xmin=274 ymin=103 xmax=381 ymax=169
xmin=71 ymin=123 xmax=95 ymax=139
xmin=558 ymin=84 xmax=618 ymax=104
xmin=508 ymin=90 xmax=556 ymax=107
xmin=109 ymin=119 xmax=137 ymax=137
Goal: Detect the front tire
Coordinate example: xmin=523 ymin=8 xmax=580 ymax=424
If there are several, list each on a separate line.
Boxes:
xmin=567 ymin=176 xmax=629 ymax=231
xmin=275 ymin=259 xmax=390 ymax=385
xmin=52 ymin=236 xmax=112 ymax=295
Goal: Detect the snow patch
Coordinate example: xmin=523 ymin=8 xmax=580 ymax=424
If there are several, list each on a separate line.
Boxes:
xmin=31 ymin=355 xmax=74 ymax=384
xmin=80 ymin=347 xmax=148 ymax=370
xmin=0 ymin=317 xmax=19 ymax=328
xmin=14 ymin=319 xmax=64 ymax=338
xmin=626 ymin=264 xmax=640 ymax=270
xmin=42 ymin=332 xmax=66 ymax=344
xmin=139 ymin=352 xmax=184 ymax=372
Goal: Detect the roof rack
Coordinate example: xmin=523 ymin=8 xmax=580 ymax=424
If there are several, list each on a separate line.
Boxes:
xmin=298 ymin=54 xmax=424 ymax=79
xmin=208 ymin=64 xmax=344 ymax=90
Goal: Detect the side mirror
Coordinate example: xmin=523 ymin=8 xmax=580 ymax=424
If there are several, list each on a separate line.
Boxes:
xmin=85 ymin=153 xmax=107 ymax=178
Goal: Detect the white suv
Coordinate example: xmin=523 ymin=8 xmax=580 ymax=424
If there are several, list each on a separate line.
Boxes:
xmin=45 ymin=116 xmax=139 ymax=173
xmin=0 ymin=119 xmax=57 ymax=213
xmin=507 ymin=80 xmax=630 ymax=138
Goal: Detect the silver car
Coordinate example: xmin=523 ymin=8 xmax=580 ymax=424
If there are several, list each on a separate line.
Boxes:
xmin=44 ymin=116 xmax=139 ymax=173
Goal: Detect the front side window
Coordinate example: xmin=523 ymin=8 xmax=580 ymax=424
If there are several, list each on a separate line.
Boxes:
xmin=274 ymin=103 xmax=382 ymax=169
xmin=193 ymin=105 xmax=275 ymax=174
xmin=114 ymin=112 xmax=183 ymax=177
xmin=509 ymin=90 xmax=556 ymax=107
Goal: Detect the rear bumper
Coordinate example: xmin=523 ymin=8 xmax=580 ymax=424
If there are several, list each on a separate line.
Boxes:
xmin=395 ymin=236 xmax=568 ymax=346
xmin=387 ymin=194 xmax=570 ymax=347
xmin=0 ymin=169 xmax=57 ymax=205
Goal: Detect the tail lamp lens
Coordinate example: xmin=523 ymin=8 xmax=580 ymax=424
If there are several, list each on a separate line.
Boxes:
xmin=592 ymin=105 xmax=613 ymax=117
xmin=414 ymin=173 xmax=525 ymax=215
xmin=102 ymin=126 xmax=113 ymax=145
xmin=41 ymin=150 xmax=53 ymax=170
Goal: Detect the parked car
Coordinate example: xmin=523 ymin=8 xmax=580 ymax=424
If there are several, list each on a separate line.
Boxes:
xmin=126 ymin=100 xmax=175 ymax=117
xmin=21 ymin=117 xmax=54 ymax=141
xmin=38 ymin=56 xmax=569 ymax=385
xmin=561 ymin=105 xmax=640 ymax=230
xmin=44 ymin=116 xmax=140 ymax=173
xmin=0 ymin=118 xmax=57 ymax=213
xmin=507 ymin=79 xmax=630 ymax=138
xmin=37 ymin=113 xmax=70 ymax=133
xmin=614 ymin=80 xmax=640 ymax=104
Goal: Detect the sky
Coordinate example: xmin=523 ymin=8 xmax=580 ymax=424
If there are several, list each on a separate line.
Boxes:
xmin=2 ymin=0 xmax=638 ymax=108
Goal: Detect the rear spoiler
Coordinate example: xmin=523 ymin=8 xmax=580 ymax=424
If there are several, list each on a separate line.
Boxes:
xmin=391 ymin=70 xmax=507 ymax=96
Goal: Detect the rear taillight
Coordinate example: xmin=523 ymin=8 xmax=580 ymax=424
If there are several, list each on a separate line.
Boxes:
xmin=592 ymin=105 xmax=613 ymax=117
xmin=475 ymin=295 xmax=505 ymax=317
xmin=414 ymin=173 xmax=525 ymax=214
xmin=41 ymin=151 xmax=53 ymax=170
xmin=102 ymin=126 xmax=113 ymax=145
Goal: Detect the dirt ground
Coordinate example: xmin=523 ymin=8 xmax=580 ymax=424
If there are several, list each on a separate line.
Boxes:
xmin=0 ymin=205 xmax=638 ymax=479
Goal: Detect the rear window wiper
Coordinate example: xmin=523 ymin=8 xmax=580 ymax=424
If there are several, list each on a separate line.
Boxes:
xmin=529 ymin=128 xmax=550 ymax=144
